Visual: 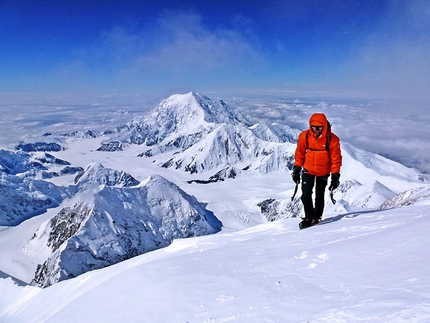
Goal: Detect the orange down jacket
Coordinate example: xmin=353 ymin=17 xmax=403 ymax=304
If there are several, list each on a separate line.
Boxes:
xmin=294 ymin=113 xmax=342 ymax=177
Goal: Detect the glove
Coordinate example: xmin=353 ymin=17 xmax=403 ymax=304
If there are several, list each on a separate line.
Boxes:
xmin=291 ymin=166 xmax=301 ymax=184
xmin=329 ymin=173 xmax=340 ymax=191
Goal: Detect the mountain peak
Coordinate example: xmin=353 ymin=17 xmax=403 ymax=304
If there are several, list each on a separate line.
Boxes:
xmin=98 ymin=92 xmax=252 ymax=151
xmin=30 ymin=173 xmax=222 ymax=287
xmin=74 ymin=162 xmax=140 ymax=189
xmin=153 ymin=92 xmax=249 ymax=133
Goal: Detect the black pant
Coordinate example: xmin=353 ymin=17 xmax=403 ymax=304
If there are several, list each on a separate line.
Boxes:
xmin=301 ymin=173 xmax=329 ymax=220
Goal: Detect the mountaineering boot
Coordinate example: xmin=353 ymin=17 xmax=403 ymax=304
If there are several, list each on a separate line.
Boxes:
xmin=299 ymin=218 xmax=314 ymax=229
xmin=313 ymin=218 xmax=322 ymax=224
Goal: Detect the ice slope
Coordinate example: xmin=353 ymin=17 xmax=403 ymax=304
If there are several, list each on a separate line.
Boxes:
xmin=1 ymin=205 xmax=429 ymax=323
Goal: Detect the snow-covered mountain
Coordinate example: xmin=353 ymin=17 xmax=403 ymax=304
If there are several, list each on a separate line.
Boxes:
xmin=97 ymin=92 xmax=251 ymax=151
xmin=99 ymin=92 xmax=299 ymax=175
xmin=73 ymin=162 xmax=140 ymax=190
xmin=379 ymin=185 xmax=430 ymax=209
xmin=0 ymin=91 xmax=429 ymax=289
xmin=29 ymin=171 xmax=221 ymax=288
xmin=0 ymin=150 xmax=73 ymax=226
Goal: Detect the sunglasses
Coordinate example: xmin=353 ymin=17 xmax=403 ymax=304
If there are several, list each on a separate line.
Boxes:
xmin=311 ymin=125 xmax=323 ymax=131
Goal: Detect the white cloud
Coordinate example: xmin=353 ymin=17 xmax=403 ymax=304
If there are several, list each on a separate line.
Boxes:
xmin=133 ymin=12 xmax=265 ymax=81
xmin=341 ymin=0 xmax=430 ymax=96
xmin=51 ymin=11 xmax=267 ymax=93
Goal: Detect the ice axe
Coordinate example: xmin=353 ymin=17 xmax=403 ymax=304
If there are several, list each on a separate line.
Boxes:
xmin=329 ymin=188 xmax=336 ymax=204
xmin=291 ymin=183 xmax=299 ymax=201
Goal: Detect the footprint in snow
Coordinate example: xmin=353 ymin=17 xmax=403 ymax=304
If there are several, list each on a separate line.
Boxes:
xmin=216 ymin=295 xmax=235 ymax=302
xmin=307 ymin=253 xmax=329 ymax=269
xmin=293 ymin=251 xmax=308 ymax=260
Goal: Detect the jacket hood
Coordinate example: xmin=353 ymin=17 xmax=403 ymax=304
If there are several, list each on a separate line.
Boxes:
xmin=309 ymin=113 xmax=329 ymax=136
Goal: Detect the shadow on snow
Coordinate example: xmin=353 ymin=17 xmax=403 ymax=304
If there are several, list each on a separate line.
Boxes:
xmin=319 ymin=208 xmax=388 ymax=226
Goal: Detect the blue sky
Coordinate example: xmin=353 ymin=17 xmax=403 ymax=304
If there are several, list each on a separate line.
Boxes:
xmin=1 ymin=0 xmax=429 ymax=96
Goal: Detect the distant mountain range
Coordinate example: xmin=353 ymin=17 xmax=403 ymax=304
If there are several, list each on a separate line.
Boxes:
xmin=1 ymin=92 xmax=428 ymax=287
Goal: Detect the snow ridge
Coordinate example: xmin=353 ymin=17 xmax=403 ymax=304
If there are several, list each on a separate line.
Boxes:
xmin=73 ymin=162 xmax=140 ymax=189
xmin=379 ymin=186 xmax=430 ymax=209
xmin=30 ymin=173 xmax=222 ymax=288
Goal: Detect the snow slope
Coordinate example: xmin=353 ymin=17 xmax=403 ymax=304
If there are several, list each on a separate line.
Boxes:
xmin=1 ymin=205 xmax=429 ymax=322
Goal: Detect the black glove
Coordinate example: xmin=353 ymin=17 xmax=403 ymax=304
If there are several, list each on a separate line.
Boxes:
xmin=291 ymin=166 xmax=301 ymax=184
xmin=329 ymin=173 xmax=340 ymax=191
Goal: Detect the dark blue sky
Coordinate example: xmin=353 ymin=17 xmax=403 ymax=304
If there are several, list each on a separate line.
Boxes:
xmin=1 ymin=0 xmax=429 ymax=95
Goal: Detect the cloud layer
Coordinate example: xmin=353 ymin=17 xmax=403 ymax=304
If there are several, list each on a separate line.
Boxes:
xmin=229 ymin=90 xmax=430 ymax=174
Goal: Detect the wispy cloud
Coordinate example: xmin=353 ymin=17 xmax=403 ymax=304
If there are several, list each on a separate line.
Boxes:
xmin=50 ymin=11 xmax=266 ymax=93
xmin=341 ymin=0 xmax=430 ymax=95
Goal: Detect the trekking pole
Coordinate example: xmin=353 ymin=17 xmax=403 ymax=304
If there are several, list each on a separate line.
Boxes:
xmin=329 ymin=188 xmax=336 ymax=204
xmin=291 ymin=183 xmax=299 ymax=201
